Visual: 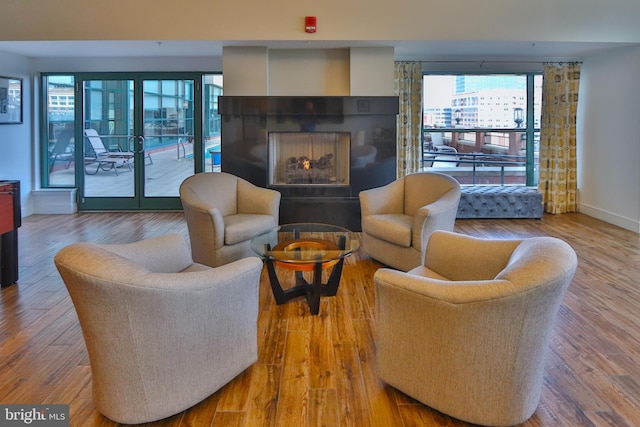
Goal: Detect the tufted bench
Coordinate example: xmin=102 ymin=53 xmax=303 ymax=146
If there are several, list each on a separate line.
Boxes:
xmin=456 ymin=186 xmax=543 ymax=219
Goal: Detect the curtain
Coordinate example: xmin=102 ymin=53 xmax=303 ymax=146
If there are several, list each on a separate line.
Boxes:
xmin=538 ymin=63 xmax=580 ymax=214
xmin=394 ymin=61 xmax=423 ymax=178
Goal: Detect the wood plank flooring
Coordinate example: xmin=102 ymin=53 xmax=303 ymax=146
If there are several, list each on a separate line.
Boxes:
xmin=1 ymin=212 xmax=639 ymax=426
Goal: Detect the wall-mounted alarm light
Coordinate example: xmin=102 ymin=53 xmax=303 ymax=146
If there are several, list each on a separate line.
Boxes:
xmin=305 ymin=16 xmax=317 ymax=33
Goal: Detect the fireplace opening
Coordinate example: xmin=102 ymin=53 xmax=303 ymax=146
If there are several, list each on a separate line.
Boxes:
xmin=268 ymin=132 xmax=350 ymax=187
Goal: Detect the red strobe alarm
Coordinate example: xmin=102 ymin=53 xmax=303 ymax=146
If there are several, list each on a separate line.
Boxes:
xmin=305 ymin=16 xmax=317 ymax=33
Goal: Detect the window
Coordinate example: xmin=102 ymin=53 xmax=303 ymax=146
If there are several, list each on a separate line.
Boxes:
xmin=42 ymin=74 xmax=76 ymax=187
xmin=423 ymin=73 xmax=541 ymax=186
xmin=203 ymin=74 xmax=223 ymax=141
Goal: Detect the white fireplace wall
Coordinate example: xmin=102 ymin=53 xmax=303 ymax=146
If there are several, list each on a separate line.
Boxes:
xmin=269 ymin=49 xmax=351 ymax=96
xmin=222 ymin=46 xmax=395 ymax=97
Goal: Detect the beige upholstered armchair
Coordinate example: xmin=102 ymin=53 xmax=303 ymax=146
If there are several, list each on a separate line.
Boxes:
xmin=180 ymin=172 xmax=281 ymax=267
xmin=54 ymin=233 xmax=263 ymax=424
xmin=374 ymin=230 xmax=578 ymax=426
xmin=359 ymin=171 xmax=461 ymax=271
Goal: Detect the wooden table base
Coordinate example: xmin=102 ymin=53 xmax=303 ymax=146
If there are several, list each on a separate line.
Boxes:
xmin=264 ymin=235 xmax=346 ymax=315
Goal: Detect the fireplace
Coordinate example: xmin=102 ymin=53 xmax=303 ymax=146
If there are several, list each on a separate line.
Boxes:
xmin=268 ymin=132 xmax=350 ymax=186
xmin=219 ymin=96 xmax=399 ymax=230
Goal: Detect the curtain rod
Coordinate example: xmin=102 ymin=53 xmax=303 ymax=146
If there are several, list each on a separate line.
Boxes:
xmin=412 ymin=60 xmax=582 ymax=65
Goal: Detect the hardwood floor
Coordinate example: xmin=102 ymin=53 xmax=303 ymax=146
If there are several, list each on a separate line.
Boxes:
xmin=1 ymin=212 xmax=639 ymax=426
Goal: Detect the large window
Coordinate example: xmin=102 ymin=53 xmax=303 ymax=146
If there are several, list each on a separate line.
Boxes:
xmin=423 ymin=73 xmax=541 ymax=186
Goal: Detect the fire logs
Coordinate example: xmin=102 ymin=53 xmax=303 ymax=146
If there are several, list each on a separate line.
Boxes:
xmin=285 ymin=154 xmax=334 ymax=184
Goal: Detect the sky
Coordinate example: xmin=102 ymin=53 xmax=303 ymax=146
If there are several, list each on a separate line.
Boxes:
xmin=423 ymin=75 xmax=455 ymax=108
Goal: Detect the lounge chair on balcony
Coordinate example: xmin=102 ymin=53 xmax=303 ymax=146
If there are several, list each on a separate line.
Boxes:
xmin=49 ymin=129 xmax=75 ymax=172
xmin=433 ymin=145 xmax=459 ymax=167
xmin=83 ymin=128 xmax=134 ymax=175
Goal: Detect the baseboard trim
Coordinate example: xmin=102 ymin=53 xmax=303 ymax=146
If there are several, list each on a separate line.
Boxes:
xmin=578 ymin=203 xmax=639 ymax=233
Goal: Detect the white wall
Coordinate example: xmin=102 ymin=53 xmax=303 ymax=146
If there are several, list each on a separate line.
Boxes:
xmin=0 ymin=51 xmax=33 ymax=216
xmin=350 ymin=47 xmax=395 ymax=96
xmin=222 ymin=47 xmax=268 ymax=96
xmin=268 ymin=49 xmax=350 ymax=96
xmin=577 ymin=46 xmax=640 ymax=232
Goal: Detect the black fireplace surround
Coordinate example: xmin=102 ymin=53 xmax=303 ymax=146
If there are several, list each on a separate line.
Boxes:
xmin=219 ymin=96 xmax=399 ymax=230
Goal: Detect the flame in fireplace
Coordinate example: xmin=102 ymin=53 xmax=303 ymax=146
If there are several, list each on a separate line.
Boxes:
xmin=303 ymin=159 xmax=311 ymax=170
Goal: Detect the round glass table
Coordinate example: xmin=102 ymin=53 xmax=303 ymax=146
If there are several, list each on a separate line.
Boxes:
xmin=251 ymin=223 xmax=360 ymax=315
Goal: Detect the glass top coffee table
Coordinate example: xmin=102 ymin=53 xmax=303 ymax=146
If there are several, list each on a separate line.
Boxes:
xmin=251 ymin=223 xmax=360 ymax=315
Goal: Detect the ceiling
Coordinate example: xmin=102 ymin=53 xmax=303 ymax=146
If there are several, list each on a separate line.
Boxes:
xmin=0 ymin=39 xmax=635 ymax=60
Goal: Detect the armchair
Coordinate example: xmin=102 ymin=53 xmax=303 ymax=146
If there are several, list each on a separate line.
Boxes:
xmin=359 ymin=171 xmax=461 ymax=271
xmin=54 ymin=233 xmax=263 ymax=424
xmin=374 ymin=230 xmax=578 ymax=426
xmin=180 ymin=172 xmax=281 ymax=267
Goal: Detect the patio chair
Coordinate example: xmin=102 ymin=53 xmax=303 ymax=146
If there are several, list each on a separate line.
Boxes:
xmin=83 ymin=129 xmax=153 ymax=175
xmin=430 ymin=132 xmax=444 ymax=146
xmin=433 ymin=145 xmax=459 ymax=167
xmin=83 ymin=128 xmax=134 ymax=175
xmin=49 ymin=129 xmax=75 ymax=172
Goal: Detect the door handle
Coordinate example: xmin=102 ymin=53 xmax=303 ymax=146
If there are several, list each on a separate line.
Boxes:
xmin=127 ymin=136 xmax=137 ymax=153
xmin=137 ymin=136 xmax=145 ymax=154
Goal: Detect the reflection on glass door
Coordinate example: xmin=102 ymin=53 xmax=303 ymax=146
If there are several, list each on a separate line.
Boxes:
xmin=82 ymin=79 xmax=136 ymax=199
xmin=142 ymin=79 xmax=195 ymax=197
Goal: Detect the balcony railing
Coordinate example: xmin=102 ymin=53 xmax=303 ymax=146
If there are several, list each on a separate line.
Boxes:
xmin=423 ymin=150 xmax=529 ymax=186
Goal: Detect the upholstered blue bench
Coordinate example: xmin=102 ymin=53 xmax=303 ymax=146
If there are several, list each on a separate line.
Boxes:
xmin=456 ymin=186 xmax=543 ymax=219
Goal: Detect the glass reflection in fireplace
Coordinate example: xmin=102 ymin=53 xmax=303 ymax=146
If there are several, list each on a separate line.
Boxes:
xmin=268 ymin=132 xmax=350 ymax=186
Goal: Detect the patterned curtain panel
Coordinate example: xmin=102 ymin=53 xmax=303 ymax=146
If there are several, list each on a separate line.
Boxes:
xmin=539 ymin=63 xmax=580 ymax=214
xmin=394 ymin=61 xmax=423 ymax=178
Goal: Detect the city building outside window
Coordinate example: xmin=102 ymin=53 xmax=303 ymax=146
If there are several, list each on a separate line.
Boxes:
xmin=423 ymin=73 xmax=541 ymax=186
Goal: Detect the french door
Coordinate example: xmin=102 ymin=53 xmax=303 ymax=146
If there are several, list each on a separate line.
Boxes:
xmin=76 ymin=72 xmax=203 ymax=210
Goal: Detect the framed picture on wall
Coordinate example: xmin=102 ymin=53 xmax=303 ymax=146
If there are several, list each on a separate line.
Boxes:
xmin=0 ymin=76 xmax=23 ymax=124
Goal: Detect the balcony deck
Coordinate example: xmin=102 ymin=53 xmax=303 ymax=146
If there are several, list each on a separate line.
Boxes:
xmin=48 ymin=138 xmax=220 ymax=198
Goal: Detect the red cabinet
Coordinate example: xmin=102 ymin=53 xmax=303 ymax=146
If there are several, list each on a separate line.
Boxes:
xmin=0 ymin=180 xmax=20 ymax=287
